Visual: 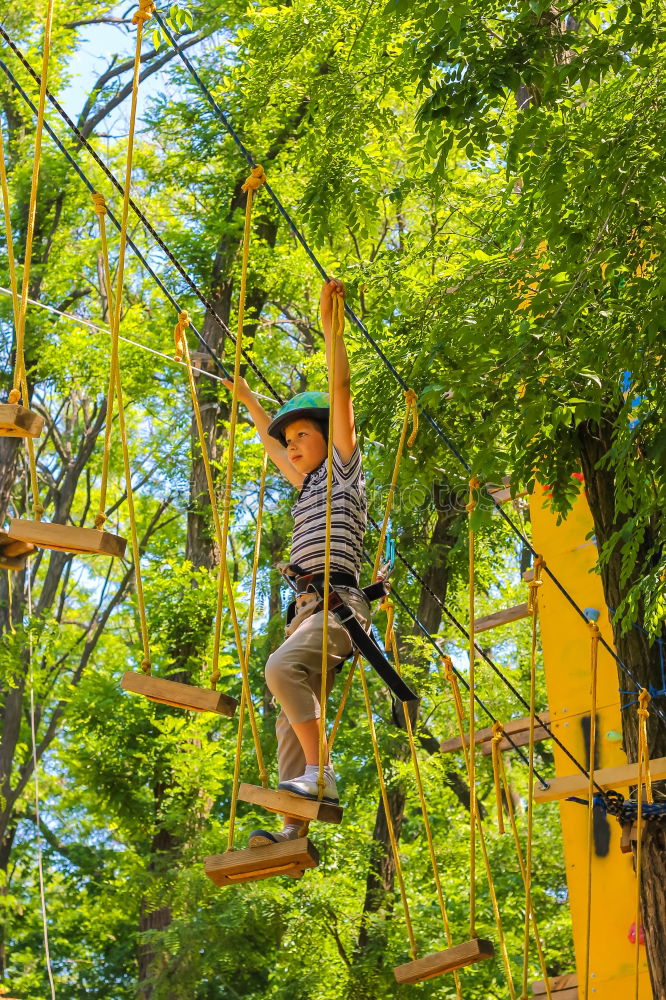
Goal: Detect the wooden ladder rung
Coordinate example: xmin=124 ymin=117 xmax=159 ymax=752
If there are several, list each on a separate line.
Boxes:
xmin=532 ymin=974 xmax=578 ymax=997
xmin=239 ymin=782 xmax=343 ymax=825
xmin=204 ymin=837 xmax=319 ymax=886
xmin=122 ymin=671 xmax=237 ymax=716
xmin=480 ymin=725 xmax=551 ymax=755
xmin=0 ymin=402 xmax=44 ymax=438
xmin=393 ymin=938 xmax=494 ymax=984
xmin=474 ymin=603 xmax=530 ymax=633
xmin=8 ymin=519 xmax=126 ymax=557
xmin=441 ymin=712 xmax=551 ymax=754
xmin=534 ymin=755 xmax=666 ymax=803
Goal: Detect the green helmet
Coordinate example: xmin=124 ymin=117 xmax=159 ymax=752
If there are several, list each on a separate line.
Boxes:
xmin=267 ymin=391 xmax=329 ymax=446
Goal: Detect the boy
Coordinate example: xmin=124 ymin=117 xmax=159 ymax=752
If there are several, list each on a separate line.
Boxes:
xmin=223 ymin=278 xmax=370 ymax=847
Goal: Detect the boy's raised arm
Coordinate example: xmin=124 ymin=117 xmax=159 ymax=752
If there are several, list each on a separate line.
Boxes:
xmin=222 ymin=376 xmax=305 ymax=488
xmin=320 ymin=278 xmax=356 ymax=464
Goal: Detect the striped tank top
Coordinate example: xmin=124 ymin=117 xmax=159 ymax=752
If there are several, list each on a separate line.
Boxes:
xmin=290 ymin=444 xmax=367 ymax=580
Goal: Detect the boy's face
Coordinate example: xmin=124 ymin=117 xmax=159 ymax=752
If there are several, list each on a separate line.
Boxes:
xmin=284 ymin=418 xmax=327 ymax=474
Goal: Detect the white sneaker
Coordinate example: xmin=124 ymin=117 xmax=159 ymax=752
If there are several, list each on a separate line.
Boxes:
xmin=278 ymin=765 xmax=339 ymax=803
xmin=248 ymin=823 xmax=301 ymax=848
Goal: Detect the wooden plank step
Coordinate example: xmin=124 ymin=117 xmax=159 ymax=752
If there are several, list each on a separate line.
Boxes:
xmin=0 ymin=402 xmax=44 ymax=438
xmin=474 ymin=603 xmax=530 ymax=633
xmin=480 ymin=725 xmax=551 ymax=755
xmin=393 ymin=938 xmax=494 ymax=985
xmin=441 ymin=712 xmax=551 ymax=754
xmin=8 ymin=519 xmax=126 ymax=557
xmin=122 ymin=671 xmax=237 ymax=716
xmin=534 ymin=756 xmax=666 ymax=803
xmin=239 ymin=782 xmax=343 ymax=825
xmin=205 ymin=837 xmax=319 ymax=887
xmin=533 ymin=973 xmax=577 ymax=994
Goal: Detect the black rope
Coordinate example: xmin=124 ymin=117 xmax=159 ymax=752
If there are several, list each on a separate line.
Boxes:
xmin=367 ymin=515 xmax=606 ymax=795
xmin=0 ymin=24 xmax=284 ymax=404
xmin=153 ymin=10 xmax=666 ymax=735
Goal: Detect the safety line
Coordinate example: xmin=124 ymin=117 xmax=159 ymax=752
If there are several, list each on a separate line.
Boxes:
xmin=152 ymin=11 xmax=666 ymax=734
xmin=0 ymin=24 xmax=283 ymax=404
xmin=27 ymin=564 xmax=57 ymax=1000
xmin=372 ymin=515 xmax=606 ymax=794
xmin=0 ymin=286 xmax=276 ymax=403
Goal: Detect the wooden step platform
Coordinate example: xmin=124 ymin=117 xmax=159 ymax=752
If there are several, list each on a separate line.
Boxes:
xmin=122 ymin=671 xmax=237 ymax=716
xmin=8 ymin=519 xmax=126 ymax=557
xmin=474 ymin=602 xmax=530 ymax=633
xmin=533 ymin=972 xmax=577 ymax=997
xmin=394 ymin=938 xmax=494 ymax=985
xmin=441 ymin=712 xmax=551 ymax=755
xmin=534 ymin=755 xmax=666 ymax=803
xmin=205 ymin=837 xmax=319 ymax=886
xmin=239 ymin=782 xmax=343 ymax=824
xmin=0 ymin=402 xmax=44 ymax=438
xmin=0 ymin=528 xmax=35 ymax=572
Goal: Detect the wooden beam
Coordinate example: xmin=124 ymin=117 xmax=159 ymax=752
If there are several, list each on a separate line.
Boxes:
xmin=534 ymin=755 xmax=666 ymax=803
xmin=480 ymin=725 xmax=551 ymax=755
xmin=474 ymin=602 xmax=530 ymax=633
xmin=393 ymin=939 xmax=494 ymax=985
xmin=204 ymin=837 xmax=319 ymax=887
xmin=8 ymin=519 xmax=126 ymax=557
xmin=533 ymin=973 xmax=577 ymax=994
xmin=441 ymin=712 xmax=551 ymax=754
xmin=0 ymin=402 xmax=44 ymax=438
xmin=121 ymin=671 xmax=237 ymax=717
xmin=238 ymin=782 xmax=343 ymax=825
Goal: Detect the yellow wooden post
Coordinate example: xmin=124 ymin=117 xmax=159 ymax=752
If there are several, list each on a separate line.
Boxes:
xmin=530 ymin=484 xmax=652 ymax=999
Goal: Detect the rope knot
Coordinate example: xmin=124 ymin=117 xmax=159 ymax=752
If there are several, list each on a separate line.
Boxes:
xmin=34 ymin=502 xmax=44 ymax=519
xmin=442 ymin=655 xmax=455 ymax=682
xmin=8 ymin=388 xmax=21 ymax=405
xmin=491 ymin=721 xmax=505 ymax=744
xmin=140 ymin=658 xmax=151 ymax=674
xmin=242 ymin=164 xmax=266 ymax=192
xmin=95 ymin=511 xmax=107 ymax=530
xmin=173 ymin=310 xmax=190 ymax=361
xmin=466 ymin=479 xmax=479 ymax=513
xmin=132 ymin=0 xmax=155 ymax=25
xmin=91 ymin=192 xmax=107 ymax=216
xmin=638 ymin=688 xmax=651 ymax=719
xmin=404 ymin=389 xmax=419 ymax=448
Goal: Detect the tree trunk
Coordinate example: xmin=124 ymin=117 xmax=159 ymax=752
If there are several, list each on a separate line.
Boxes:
xmin=577 ymin=414 xmax=666 ymax=997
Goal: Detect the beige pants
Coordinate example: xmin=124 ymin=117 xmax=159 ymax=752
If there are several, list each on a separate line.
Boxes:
xmin=265 ymin=586 xmax=372 ymax=781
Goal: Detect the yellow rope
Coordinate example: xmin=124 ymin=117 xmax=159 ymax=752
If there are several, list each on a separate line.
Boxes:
xmin=173 ymin=314 xmax=265 ymax=776
xmin=382 ymin=599 xmax=462 ymax=998
xmin=490 ymin=723 xmax=505 ymax=836
xmin=317 ymin=290 xmax=342 ymax=799
xmin=10 ymin=0 xmax=56 ymax=408
xmin=522 ymin=557 xmax=544 ymax=1000
xmin=499 ymin=750 xmax=553 ymax=1000
xmin=359 ymin=659 xmax=417 ymax=959
xmin=441 ymin=656 xmax=517 ymax=999
xmin=0 ymin=127 xmax=20 ymax=340
xmin=211 ymin=164 xmax=265 ymax=690
xmin=582 ymin=620 xmax=600 ymax=1000
xmin=226 ymin=452 xmax=270 ymax=851
xmin=328 ymin=387 xmax=418 ymax=753
xmin=92 ymin=193 xmax=117 ymax=530
xmin=634 ymin=687 xmax=652 ymax=1000
xmin=466 ymin=475 xmax=480 ymax=938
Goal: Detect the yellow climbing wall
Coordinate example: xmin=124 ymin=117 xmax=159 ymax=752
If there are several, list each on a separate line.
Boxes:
xmin=530 ymin=484 xmax=652 ymax=999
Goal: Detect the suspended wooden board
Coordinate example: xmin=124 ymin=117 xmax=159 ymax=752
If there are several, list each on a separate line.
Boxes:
xmin=533 ymin=973 xmax=578 ymax=996
xmin=122 ymin=671 xmax=237 ymax=716
xmin=0 ymin=528 xmax=36 ymax=571
xmin=534 ymin=755 xmax=666 ymax=803
xmin=393 ymin=938 xmax=494 ymax=984
xmin=238 ymin=782 xmax=343 ymax=824
xmin=0 ymin=402 xmax=44 ymax=438
xmin=8 ymin=518 xmax=126 ymax=557
xmin=441 ymin=712 xmax=551 ymax=754
xmin=474 ymin=602 xmax=530 ymax=633
xmin=205 ymin=837 xmax=319 ymax=886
